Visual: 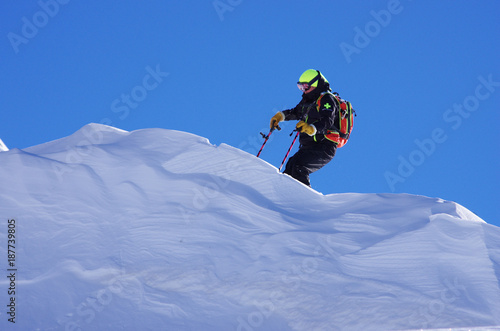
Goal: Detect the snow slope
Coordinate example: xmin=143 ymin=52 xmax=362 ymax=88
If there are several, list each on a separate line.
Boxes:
xmin=0 ymin=138 xmax=8 ymax=152
xmin=0 ymin=123 xmax=499 ymax=331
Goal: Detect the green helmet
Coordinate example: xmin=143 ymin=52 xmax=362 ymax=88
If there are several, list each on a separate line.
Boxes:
xmin=297 ymin=69 xmax=329 ymax=92
xmin=298 ymin=69 xmax=320 ymax=87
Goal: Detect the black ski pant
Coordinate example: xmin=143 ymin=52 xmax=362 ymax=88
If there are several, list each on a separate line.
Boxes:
xmin=283 ymin=141 xmax=337 ymax=187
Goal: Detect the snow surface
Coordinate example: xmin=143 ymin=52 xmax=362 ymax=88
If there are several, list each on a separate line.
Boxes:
xmin=0 ymin=138 xmax=8 ymax=152
xmin=0 ymin=123 xmax=499 ymax=331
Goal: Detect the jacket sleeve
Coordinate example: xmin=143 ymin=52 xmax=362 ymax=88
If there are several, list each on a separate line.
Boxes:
xmin=282 ymin=100 xmax=305 ymax=121
xmin=310 ymin=94 xmax=338 ymax=134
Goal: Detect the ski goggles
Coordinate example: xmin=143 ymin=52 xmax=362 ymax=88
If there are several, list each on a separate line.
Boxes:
xmin=297 ymin=74 xmax=320 ymax=92
xmin=297 ymin=83 xmax=311 ymax=92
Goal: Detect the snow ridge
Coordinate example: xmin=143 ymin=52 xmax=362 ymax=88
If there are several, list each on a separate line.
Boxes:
xmin=0 ymin=123 xmax=499 ymax=331
xmin=0 ymin=138 xmax=8 ymax=152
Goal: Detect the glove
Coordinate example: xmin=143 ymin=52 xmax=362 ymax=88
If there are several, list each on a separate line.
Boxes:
xmin=296 ymin=121 xmax=317 ymax=136
xmin=270 ymin=112 xmax=284 ymax=129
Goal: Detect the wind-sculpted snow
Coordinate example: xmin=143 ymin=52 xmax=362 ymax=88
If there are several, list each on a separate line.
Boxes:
xmin=0 ymin=123 xmax=499 ymax=330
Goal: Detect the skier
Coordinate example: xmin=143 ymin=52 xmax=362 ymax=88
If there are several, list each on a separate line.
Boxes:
xmin=269 ymin=69 xmax=339 ymax=187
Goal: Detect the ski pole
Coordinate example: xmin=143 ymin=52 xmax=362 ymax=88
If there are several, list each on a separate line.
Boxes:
xmin=256 ymin=125 xmax=280 ymax=158
xmin=278 ymin=130 xmax=299 ymax=172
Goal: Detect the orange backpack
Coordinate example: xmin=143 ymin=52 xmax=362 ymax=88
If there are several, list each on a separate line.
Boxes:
xmin=317 ymin=92 xmax=355 ymax=148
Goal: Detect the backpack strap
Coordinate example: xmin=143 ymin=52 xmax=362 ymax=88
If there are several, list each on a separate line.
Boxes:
xmin=316 ymin=91 xmax=335 ymax=112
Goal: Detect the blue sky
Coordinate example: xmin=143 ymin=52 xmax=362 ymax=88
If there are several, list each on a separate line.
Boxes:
xmin=1 ymin=1 xmax=499 ymax=225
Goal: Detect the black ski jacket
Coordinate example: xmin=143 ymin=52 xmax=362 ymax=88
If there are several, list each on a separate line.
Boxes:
xmin=282 ymin=81 xmax=338 ymax=147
